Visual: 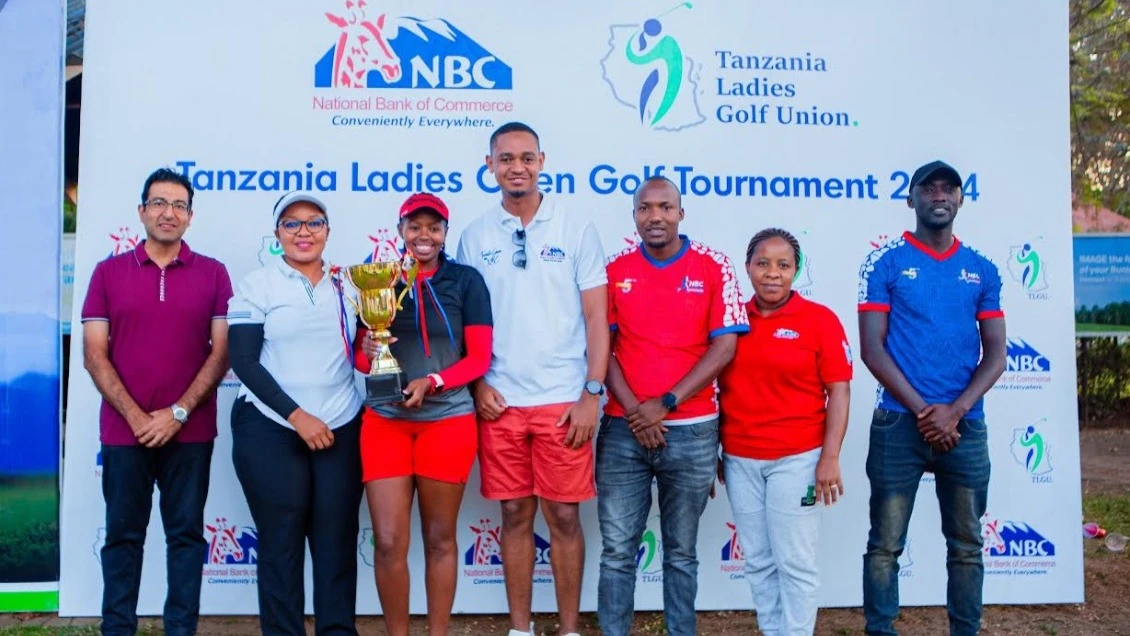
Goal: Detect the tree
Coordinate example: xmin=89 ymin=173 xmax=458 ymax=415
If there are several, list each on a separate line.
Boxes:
xmin=1071 ymin=0 xmax=1130 ymax=216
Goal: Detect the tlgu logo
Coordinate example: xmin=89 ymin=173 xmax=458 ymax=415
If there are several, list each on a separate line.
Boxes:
xmin=982 ymin=516 xmax=1056 ymax=557
xmin=315 ymin=1 xmax=512 ymax=90
xmin=601 ymin=4 xmax=706 ymax=131
xmin=636 ymin=516 xmax=663 ymax=580
xmin=204 ymin=518 xmax=258 ymax=565
xmin=1010 ymin=419 xmax=1053 ymax=483
xmin=358 ymin=528 xmax=375 ymax=567
xmin=793 ymin=249 xmax=814 ymax=296
xmin=1007 ymin=240 xmax=1049 ymax=299
xmin=258 ymin=236 xmax=283 ymax=266
xmin=897 ymin=540 xmax=914 ymax=578
xmin=108 ymin=226 xmax=140 ymax=257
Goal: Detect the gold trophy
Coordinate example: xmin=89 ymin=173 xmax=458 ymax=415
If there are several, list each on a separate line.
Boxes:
xmin=346 ymin=256 xmax=419 ymax=406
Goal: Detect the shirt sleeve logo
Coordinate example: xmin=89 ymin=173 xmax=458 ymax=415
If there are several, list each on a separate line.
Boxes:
xmin=843 ymin=340 xmax=853 ymax=366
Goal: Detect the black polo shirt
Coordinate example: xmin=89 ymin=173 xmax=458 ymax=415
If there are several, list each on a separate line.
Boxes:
xmin=373 ymin=254 xmax=492 ymax=421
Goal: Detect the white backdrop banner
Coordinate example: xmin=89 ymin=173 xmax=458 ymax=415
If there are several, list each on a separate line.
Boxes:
xmin=61 ymin=0 xmax=1079 ymax=616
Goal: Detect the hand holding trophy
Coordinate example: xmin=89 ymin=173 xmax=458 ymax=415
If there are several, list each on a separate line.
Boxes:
xmin=345 ymin=252 xmax=420 ymax=406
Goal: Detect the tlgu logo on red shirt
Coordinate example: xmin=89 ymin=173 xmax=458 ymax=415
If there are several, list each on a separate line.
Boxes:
xmin=679 ymin=276 xmax=705 ymax=293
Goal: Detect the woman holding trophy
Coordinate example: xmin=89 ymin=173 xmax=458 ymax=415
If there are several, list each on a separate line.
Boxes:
xmin=354 ymin=192 xmax=493 ymax=636
xmin=227 ymin=192 xmax=366 ymax=636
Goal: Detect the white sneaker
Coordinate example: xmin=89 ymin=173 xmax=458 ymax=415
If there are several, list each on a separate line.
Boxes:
xmin=506 ymin=622 xmax=536 ymax=636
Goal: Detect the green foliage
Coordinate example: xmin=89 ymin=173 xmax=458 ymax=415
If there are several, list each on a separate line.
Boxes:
xmin=62 ymin=198 xmax=76 ymax=234
xmin=1077 ymin=301 xmax=1130 ymax=326
xmin=1071 ymin=0 xmax=1130 ymax=216
xmin=1077 ymin=337 xmax=1130 ymax=423
xmin=0 ymin=477 xmax=59 ymax=583
xmin=1083 ymin=493 xmax=1130 ymax=534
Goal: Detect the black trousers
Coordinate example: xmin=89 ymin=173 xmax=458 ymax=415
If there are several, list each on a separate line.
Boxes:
xmin=231 ymin=398 xmax=363 ymax=636
xmin=100 ymin=441 xmax=213 ymax=636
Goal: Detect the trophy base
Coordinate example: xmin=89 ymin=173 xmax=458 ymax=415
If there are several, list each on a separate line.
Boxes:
xmin=363 ymin=372 xmax=407 ymax=408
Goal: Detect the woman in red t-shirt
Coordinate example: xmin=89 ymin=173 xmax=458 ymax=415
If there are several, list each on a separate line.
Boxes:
xmin=718 ymin=227 xmax=852 ymax=636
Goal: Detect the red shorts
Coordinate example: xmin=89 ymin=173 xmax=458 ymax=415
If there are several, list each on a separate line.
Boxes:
xmin=360 ymin=410 xmax=477 ymax=484
xmin=477 ymin=402 xmax=596 ymax=503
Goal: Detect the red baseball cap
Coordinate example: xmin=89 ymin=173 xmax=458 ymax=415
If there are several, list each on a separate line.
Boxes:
xmin=399 ymin=192 xmax=450 ymax=221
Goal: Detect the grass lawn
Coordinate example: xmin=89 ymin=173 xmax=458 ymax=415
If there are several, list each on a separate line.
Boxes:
xmin=0 ymin=476 xmax=59 ymax=583
xmin=1076 ymin=322 xmax=1130 ymax=333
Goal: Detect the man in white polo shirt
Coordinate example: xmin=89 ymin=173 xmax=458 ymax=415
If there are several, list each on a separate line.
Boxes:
xmin=457 ymin=122 xmax=609 ymax=636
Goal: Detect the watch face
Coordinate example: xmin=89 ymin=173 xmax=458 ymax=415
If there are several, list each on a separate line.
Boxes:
xmin=585 ymin=380 xmax=603 ymax=395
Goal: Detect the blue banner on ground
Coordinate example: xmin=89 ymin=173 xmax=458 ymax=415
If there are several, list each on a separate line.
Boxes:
xmin=0 ymin=0 xmax=64 ymax=611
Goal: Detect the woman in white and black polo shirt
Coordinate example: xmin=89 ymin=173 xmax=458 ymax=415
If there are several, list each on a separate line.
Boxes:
xmin=227 ymin=192 xmax=364 ymax=636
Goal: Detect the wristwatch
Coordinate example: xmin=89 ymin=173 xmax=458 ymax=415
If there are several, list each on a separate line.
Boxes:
xmin=661 ymin=392 xmax=678 ymax=412
xmin=427 ymin=373 xmax=445 ymax=392
xmin=171 ymin=404 xmax=189 ymax=424
xmin=583 ymin=380 xmax=605 ymax=397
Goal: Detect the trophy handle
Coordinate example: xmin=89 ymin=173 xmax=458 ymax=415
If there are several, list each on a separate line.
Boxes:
xmin=395 ymin=255 xmax=421 ymax=310
xmin=343 ymin=293 xmax=360 ymax=316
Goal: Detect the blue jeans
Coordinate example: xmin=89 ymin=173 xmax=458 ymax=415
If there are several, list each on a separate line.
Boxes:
xmin=595 ymin=416 xmax=718 ymax=636
xmin=862 ymin=408 xmax=990 ymax=636
xmin=100 ymin=442 xmax=213 ymax=636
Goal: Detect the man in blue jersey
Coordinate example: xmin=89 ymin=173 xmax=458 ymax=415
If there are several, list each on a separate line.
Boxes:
xmin=857 ymin=160 xmax=1007 ymax=636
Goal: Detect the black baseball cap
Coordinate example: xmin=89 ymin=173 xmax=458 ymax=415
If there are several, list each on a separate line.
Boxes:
xmin=908 ymin=160 xmax=962 ymax=192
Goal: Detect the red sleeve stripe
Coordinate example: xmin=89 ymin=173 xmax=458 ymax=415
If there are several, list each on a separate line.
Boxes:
xmin=977 ymin=310 xmax=1005 ymax=320
xmin=857 ymin=302 xmax=891 ymax=313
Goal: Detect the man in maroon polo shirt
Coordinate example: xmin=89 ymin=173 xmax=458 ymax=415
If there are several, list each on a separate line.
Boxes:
xmin=81 ymin=168 xmax=232 ymax=636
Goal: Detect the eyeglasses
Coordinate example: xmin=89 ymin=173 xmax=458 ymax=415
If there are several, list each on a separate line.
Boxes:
xmin=278 ymin=218 xmax=328 ymax=234
xmin=512 ymin=229 xmax=527 ymax=269
xmin=144 ymin=198 xmax=191 ymax=214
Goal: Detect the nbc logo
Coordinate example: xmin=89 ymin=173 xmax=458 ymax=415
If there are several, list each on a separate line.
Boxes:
xmin=719 ymin=522 xmax=744 ymax=579
xmin=315 ymin=0 xmax=512 ymax=90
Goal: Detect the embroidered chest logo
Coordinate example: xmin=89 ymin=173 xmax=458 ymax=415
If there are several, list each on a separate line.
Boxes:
xmin=678 ymin=276 xmax=705 ymax=293
xmin=958 ymin=269 xmax=981 ymax=284
xmin=901 ymin=267 xmax=919 ymax=280
xmin=481 ymin=249 xmax=502 ymax=266
xmin=540 ymin=245 xmax=566 ymax=262
xmin=616 ymin=278 xmax=636 ymax=293
xmin=773 ymin=328 xmax=800 ymax=340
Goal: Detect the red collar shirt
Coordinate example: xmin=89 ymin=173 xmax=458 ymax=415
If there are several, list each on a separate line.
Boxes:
xmin=719 ymin=293 xmax=852 ymax=459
